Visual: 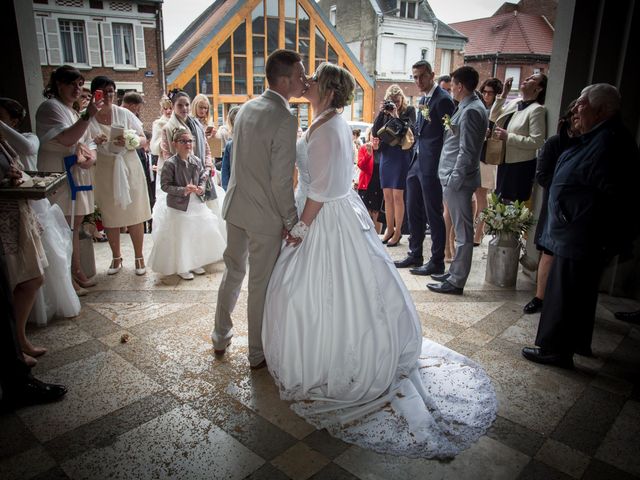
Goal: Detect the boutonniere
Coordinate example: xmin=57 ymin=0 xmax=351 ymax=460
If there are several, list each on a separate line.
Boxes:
xmin=418 ymin=104 xmax=431 ymax=122
xmin=442 ymin=114 xmax=452 ymax=131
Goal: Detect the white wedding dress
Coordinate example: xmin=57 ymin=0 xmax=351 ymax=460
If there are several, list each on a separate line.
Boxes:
xmin=262 ymin=114 xmax=498 ymax=458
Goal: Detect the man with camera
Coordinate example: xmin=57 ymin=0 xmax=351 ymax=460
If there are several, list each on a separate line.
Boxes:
xmin=394 ymin=61 xmax=455 ymax=274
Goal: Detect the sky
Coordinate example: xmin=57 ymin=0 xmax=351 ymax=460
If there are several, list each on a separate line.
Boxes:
xmin=161 ymin=0 xmax=507 ymax=47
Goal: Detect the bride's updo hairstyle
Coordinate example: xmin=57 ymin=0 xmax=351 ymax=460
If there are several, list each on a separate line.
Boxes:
xmin=315 ymin=62 xmax=356 ymax=109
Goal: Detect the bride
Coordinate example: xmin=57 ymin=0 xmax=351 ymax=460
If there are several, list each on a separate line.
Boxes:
xmin=262 ymin=63 xmax=498 ymax=459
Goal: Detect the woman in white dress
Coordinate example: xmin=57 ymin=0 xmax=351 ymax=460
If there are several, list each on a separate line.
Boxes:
xmin=263 ymin=63 xmax=497 ymax=459
xmin=147 ymin=130 xmax=225 ymax=279
xmin=88 ymin=76 xmax=151 ymax=277
xmin=36 ymin=66 xmax=102 ymax=294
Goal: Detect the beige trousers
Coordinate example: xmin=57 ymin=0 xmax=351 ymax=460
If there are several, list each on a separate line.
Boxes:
xmin=212 ymin=222 xmax=282 ymax=366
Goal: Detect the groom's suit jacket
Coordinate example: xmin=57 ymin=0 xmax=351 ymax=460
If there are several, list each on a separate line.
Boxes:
xmin=223 ymin=90 xmax=298 ymax=236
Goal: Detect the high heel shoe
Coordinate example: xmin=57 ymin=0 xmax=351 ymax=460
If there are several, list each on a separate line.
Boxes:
xmin=134 ymin=257 xmax=146 ymax=276
xmin=72 ymin=278 xmax=89 ymax=296
xmin=73 ymin=270 xmax=97 ymax=288
xmin=381 ymin=231 xmax=395 ymax=244
xmin=107 ymin=257 xmax=122 ymax=275
xmin=387 ymin=236 xmax=402 ymax=247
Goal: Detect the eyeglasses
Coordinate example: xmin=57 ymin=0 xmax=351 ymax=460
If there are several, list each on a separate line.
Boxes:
xmin=177 ymin=139 xmax=193 ymax=144
xmin=481 ymin=90 xmax=495 ymax=95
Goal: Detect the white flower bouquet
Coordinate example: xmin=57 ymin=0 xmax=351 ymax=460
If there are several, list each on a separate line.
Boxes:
xmin=478 ymin=192 xmax=534 ymax=239
xmin=123 ymin=130 xmax=140 ymax=151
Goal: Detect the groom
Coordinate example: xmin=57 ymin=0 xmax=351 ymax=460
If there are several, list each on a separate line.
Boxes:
xmin=212 ymin=49 xmax=308 ymax=369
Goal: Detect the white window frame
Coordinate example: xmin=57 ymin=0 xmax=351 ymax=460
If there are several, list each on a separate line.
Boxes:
xmin=329 ymin=5 xmax=336 ymax=26
xmin=397 ymin=0 xmax=418 ymax=19
xmin=505 ymin=66 xmax=521 ymax=91
xmin=392 ymin=42 xmax=407 ymax=74
xmin=112 ymin=22 xmax=135 ymax=68
xmin=440 ymin=49 xmax=452 ymax=76
xmin=58 ymin=18 xmax=89 ymax=66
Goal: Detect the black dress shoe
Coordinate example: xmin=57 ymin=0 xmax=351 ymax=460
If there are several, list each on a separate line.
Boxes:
xmin=427 ymin=280 xmax=463 ymax=295
xmin=250 ymin=359 xmax=268 ymax=370
xmin=614 ymin=310 xmax=640 ymax=323
xmin=410 ymin=261 xmax=445 ymax=276
xmin=5 ymin=378 xmax=68 ymax=409
xmin=522 ymin=347 xmax=574 ymax=368
xmin=523 ymin=297 xmax=543 ymax=314
xmin=394 ymin=256 xmax=423 ymax=268
xmin=430 ymin=272 xmax=450 ymax=282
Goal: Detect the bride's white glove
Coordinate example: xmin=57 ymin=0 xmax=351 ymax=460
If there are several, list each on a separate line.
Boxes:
xmin=289 ymin=220 xmax=309 ymax=241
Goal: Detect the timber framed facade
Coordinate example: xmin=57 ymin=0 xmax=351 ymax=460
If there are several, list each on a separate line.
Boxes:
xmin=165 ymin=0 xmax=375 ymax=127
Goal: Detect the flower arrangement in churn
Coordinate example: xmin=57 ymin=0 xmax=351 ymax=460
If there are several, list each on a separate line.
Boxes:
xmin=478 ymin=192 xmax=534 ymax=245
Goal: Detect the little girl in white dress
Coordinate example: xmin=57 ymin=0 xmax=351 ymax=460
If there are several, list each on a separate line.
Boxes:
xmin=148 ymin=129 xmax=225 ymax=279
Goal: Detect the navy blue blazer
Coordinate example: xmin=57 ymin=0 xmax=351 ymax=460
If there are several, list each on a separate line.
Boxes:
xmin=411 ymin=85 xmax=455 ymax=178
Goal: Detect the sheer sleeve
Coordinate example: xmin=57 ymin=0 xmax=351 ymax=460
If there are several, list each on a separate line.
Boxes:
xmin=306 ymin=117 xmax=353 ymax=202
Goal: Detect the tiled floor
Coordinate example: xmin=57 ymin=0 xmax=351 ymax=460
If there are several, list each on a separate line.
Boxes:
xmin=2 ymin=234 xmax=639 ymax=480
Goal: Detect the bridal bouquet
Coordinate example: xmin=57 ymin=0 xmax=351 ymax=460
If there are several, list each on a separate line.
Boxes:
xmin=478 ymin=192 xmax=534 ymax=238
xmin=123 ymin=130 xmax=140 ymax=151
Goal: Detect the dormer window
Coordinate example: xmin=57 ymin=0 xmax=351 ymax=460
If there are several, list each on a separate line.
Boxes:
xmin=398 ymin=1 xmax=418 ymax=19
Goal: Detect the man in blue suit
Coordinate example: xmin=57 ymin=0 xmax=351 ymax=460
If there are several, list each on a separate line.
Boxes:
xmin=394 ymin=61 xmax=455 ymax=274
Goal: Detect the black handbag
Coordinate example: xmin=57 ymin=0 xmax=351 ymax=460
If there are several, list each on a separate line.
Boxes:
xmin=377 ymin=117 xmax=408 ymax=147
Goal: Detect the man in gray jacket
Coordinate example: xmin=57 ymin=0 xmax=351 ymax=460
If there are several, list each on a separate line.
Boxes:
xmin=428 ymin=66 xmax=488 ymax=295
xmin=212 ymin=50 xmax=308 ymax=369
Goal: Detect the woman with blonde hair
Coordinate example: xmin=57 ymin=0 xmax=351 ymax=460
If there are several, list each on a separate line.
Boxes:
xmin=262 ymin=62 xmax=496 ymax=458
xmin=191 ymin=94 xmax=216 ymax=138
xmin=372 ymin=84 xmax=416 ymax=246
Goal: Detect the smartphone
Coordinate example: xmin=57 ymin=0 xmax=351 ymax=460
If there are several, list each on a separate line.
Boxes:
xmin=94 ymin=90 xmax=103 ymax=102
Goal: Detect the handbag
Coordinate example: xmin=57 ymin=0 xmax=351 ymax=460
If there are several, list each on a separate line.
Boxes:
xmin=485 ymin=138 xmax=505 ymax=165
xmin=377 ymin=117 xmax=408 ymax=147
xmin=198 ymin=174 xmax=217 ymax=202
xmin=401 ymin=128 xmax=414 ymax=150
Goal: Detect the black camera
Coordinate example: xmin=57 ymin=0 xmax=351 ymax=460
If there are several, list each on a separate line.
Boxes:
xmin=383 ymin=101 xmax=396 ymax=111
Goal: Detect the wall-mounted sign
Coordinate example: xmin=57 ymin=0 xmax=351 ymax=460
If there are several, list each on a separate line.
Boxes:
xmin=144 ymin=70 xmax=154 ymax=77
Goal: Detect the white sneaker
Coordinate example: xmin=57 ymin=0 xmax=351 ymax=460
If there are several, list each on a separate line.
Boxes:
xmin=191 ymin=267 xmax=206 ymax=275
xmin=178 ymin=272 xmax=194 ymax=280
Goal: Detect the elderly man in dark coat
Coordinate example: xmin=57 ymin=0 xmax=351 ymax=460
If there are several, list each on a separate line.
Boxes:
xmin=522 ymin=83 xmax=640 ymax=368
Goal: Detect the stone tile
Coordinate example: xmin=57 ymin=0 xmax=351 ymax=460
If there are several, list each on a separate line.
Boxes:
xmin=590 ymin=373 xmax=635 ymax=396
xmin=582 ymin=458 xmax=639 ymax=480
xmin=226 ymin=370 xmax=316 ymax=440
xmin=419 ymin=301 xmax=504 ymax=328
xmin=271 ymin=442 xmax=331 ymax=480
xmin=17 ymin=351 xmax=162 ymax=442
xmin=30 ymin=466 xmax=71 ymax=480
xmin=472 ymin=348 xmax=587 ymax=435
xmin=335 ymin=436 xmax=529 ymax=479
xmin=600 ymin=334 xmax=640 ymax=387
xmin=444 ymin=338 xmax=482 ymax=358
xmin=26 ymin=319 xmax=93 ymax=354
xmin=61 ymin=404 xmax=264 ymax=479
xmin=71 ymin=305 xmax=121 ymax=338
xmin=44 ymin=391 xmax=180 ymax=463
xmin=534 ymin=439 xmax=590 ymax=478
xmin=486 ymin=415 xmax=545 ymax=457
xmin=127 ymin=302 xmax=216 ymax=338
xmin=309 ymin=462 xmax=359 ymax=480
xmin=98 ymin=329 xmax=136 ymax=347
xmin=456 ymin=327 xmax=496 ymax=346
xmin=0 ymin=445 xmax=56 ymax=480
xmin=245 ymin=463 xmax=291 ymax=480
xmin=499 ymin=315 xmax=539 ymax=346
xmin=193 ymin=392 xmax=298 ymax=461
xmin=302 ymin=429 xmax=350 ymax=460
xmin=33 ymin=339 xmax=108 ymax=374
xmin=87 ymin=301 xmax=197 ymax=329
xmin=516 ymin=459 xmax=573 ymax=480
xmin=0 ymin=413 xmax=40 ymax=460
xmin=551 ymin=386 xmax=626 ymax=456
xmin=475 ymin=302 xmax=527 ymax=337
xmin=595 ymin=400 xmax=640 ymax=477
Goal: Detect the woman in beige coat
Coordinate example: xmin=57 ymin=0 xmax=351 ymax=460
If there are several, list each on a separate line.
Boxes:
xmin=490 ymin=74 xmax=547 ymax=202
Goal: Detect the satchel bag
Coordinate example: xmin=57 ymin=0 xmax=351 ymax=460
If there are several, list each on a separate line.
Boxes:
xmin=485 ymin=138 xmax=505 ymax=165
xmin=400 ymin=128 xmax=415 ymax=150
xmin=377 ymin=117 xmax=408 ymax=147
xmin=198 ymin=174 xmax=217 ymax=202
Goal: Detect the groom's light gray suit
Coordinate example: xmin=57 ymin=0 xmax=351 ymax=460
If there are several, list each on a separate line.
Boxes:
xmin=213 ymin=90 xmax=298 ymax=366
xmin=438 ymin=93 xmax=488 ymax=289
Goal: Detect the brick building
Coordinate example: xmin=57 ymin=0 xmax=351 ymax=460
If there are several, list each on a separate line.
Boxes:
xmin=316 ymin=0 xmax=466 ymax=116
xmin=450 ymin=0 xmax=555 ymax=95
xmin=32 ymin=0 xmax=165 ymax=129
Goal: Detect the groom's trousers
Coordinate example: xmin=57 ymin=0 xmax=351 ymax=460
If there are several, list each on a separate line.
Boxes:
xmin=213 ymin=222 xmax=282 ymax=367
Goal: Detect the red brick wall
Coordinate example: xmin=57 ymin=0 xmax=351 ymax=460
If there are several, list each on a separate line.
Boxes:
xmin=40 ymin=26 xmax=164 ymax=132
xmin=375 ymin=80 xmax=423 ymax=110
xmin=434 ymin=48 xmax=465 ymax=77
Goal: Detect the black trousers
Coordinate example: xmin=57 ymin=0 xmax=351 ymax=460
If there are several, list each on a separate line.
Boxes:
xmin=0 ymin=243 xmax=30 ymax=396
xmin=535 ymin=254 xmax=606 ymax=355
xmin=406 ymin=172 xmax=445 ymax=264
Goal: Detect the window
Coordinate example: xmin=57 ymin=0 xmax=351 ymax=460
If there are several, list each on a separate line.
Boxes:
xmin=505 ymin=66 xmax=521 ymax=91
xmin=392 ymin=43 xmax=406 ymax=73
xmin=59 ymin=19 xmax=87 ymax=64
xmin=398 ymin=1 xmax=418 ymax=19
xmin=112 ymin=23 xmax=135 ymax=66
xmin=440 ymin=49 xmax=452 ymax=75
xmin=329 ymin=5 xmax=336 ymax=26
